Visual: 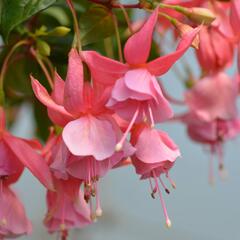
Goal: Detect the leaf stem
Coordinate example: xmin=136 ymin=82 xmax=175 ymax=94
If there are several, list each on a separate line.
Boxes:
xmin=66 ymin=0 xmax=82 ymax=52
xmin=0 ymin=40 xmax=30 ymax=106
xmin=111 ymin=12 xmax=123 ymax=62
xmin=118 ymin=4 xmax=134 ymax=34
xmin=30 ymin=48 xmax=54 ymax=89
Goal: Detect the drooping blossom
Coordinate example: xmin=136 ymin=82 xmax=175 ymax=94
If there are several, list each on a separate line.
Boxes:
xmin=196 ymin=26 xmax=234 ymax=73
xmin=44 ymin=178 xmax=92 ymax=235
xmin=130 ymin=123 xmax=180 ymax=227
xmin=0 ymin=107 xmax=53 ymax=190
xmin=181 ymin=72 xmax=240 ymax=182
xmin=0 ymin=180 xmax=32 ymax=239
xmin=83 ymin=7 xmax=200 ymax=151
xmin=32 ymin=49 xmax=135 ymax=221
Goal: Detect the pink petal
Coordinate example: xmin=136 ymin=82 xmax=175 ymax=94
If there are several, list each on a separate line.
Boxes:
xmin=64 ymin=49 xmax=84 ymax=115
xmin=124 ymin=8 xmax=158 ymax=65
xmin=62 ymin=116 xmax=117 ymax=160
xmin=147 ymin=27 xmax=200 ymax=76
xmin=52 ymin=71 xmax=65 ymax=105
xmin=4 ymin=135 xmax=54 ymax=190
xmin=0 ymin=185 xmax=32 ymax=237
xmin=31 ymin=76 xmax=73 ymax=120
xmin=82 ymin=51 xmax=128 ymax=85
xmin=185 ymin=72 xmax=238 ymax=121
xmin=124 ymin=69 xmax=159 ymax=101
xmin=135 ymin=127 xmax=180 ymax=164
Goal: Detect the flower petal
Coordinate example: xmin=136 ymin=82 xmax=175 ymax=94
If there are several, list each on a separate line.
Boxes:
xmin=52 ymin=71 xmax=65 ymax=105
xmin=147 ymin=27 xmax=200 ymax=76
xmin=82 ymin=51 xmax=128 ymax=85
xmin=63 ymin=116 xmax=117 ymax=160
xmin=31 ymin=76 xmax=73 ymax=120
xmin=64 ymin=49 xmax=84 ymax=115
xmin=4 ymin=135 xmax=54 ymax=190
xmin=124 ymin=8 xmax=158 ymax=65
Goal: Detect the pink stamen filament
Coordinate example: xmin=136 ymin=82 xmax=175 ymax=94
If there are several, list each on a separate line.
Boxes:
xmin=115 ymin=106 xmax=140 ymax=151
xmin=148 ymin=104 xmax=155 ymax=128
xmin=159 ymin=176 xmax=170 ymax=194
xmin=95 ymin=182 xmax=102 ymax=217
xmin=152 ymin=170 xmax=171 ymax=228
xmin=166 ymin=173 xmax=176 ymax=189
xmin=208 ymin=151 xmax=215 ymax=185
xmin=149 ymin=178 xmax=157 ymax=198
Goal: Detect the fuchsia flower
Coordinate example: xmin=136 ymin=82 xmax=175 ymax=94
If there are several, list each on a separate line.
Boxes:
xmin=32 ymin=49 xmax=135 ymax=222
xmin=185 ymin=72 xmax=238 ymax=121
xmin=181 ymin=72 xmax=240 ymax=182
xmin=130 ymin=123 xmax=180 ymax=227
xmin=230 ymin=0 xmax=240 ymax=41
xmin=83 ymin=8 xmax=200 ymax=151
xmin=44 ymin=178 xmax=92 ymax=235
xmin=0 ymin=107 xmax=53 ymax=190
xmin=0 ymin=181 xmax=31 ymax=239
xmin=196 ymin=26 xmax=234 ymax=73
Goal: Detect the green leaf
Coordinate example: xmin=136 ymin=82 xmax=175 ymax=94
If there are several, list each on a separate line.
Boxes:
xmin=0 ymin=0 xmax=56 ymax=42
xmin=80 ymin=5 xmax=115 ymax=46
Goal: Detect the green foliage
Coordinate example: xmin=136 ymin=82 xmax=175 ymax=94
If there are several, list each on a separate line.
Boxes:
xmin=0 ymin=0 xmax=56 ymax=41
xmin=80 ymin=4 xmax=115 ymax=46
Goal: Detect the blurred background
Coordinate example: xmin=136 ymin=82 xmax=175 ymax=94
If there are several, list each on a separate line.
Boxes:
xmin=12 ymin=48 xmax=240 ymax=240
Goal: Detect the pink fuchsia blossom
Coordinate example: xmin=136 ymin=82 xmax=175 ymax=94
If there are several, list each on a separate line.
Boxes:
xmin=230 ymin=0 xmax=240 ymax=41
xmin=44 ymin=178 xmax=92 ymax=236
xmin=83 ymin=8 xmax=199 ymax=151
xmin=196 ymin=26 xmax=234 ymax=73
xmin=0 ymin=181 xmax=32 ymax=239
xmin=181 ymin=72 xmax=240 ymax=182
xmin=180 ymin=112 xmax=240 ymax=183
xmin=31 ymin=49 xmax=134 ymax=162
xmin=185 ymin=72 xmax=238 ymax=122
xmin=0 ymin=107 xmax=53 ymax=190
xmin=130 ymin=123 xmax=180 ymax=228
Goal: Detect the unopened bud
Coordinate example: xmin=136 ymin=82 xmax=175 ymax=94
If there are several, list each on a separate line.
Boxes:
xmin=181 ymin=7 xmax=216 ymax=25
xmin=48 ymin=26 xmax=71 ymax=37
xmin=173 ymin=20 xmax=200 ymax=49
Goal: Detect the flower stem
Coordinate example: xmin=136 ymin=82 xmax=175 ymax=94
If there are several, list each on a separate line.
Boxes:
xmin=111 ymin=12 xmax=124 ymax=62
xmin=30 ymin=48 xmax=54 ymax=89
xmin=118 ymin=4 xmax=134 ymax=34
xmin=0 ymin=40 xmax=30 ymax=106
xmin=66 ymin=0 xmax=82 ymax=52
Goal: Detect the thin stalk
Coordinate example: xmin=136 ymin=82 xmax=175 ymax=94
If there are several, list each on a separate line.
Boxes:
xmin=0 ymin=40 xmax=30 ymax=105
xmin=112 ymin=12 xmax=124 ymax=62
xmin=118 ymin=4 xmax=134 ymax=34
xmin=66 ymin=0 xmax=82 ymax=51
xmin=30 ymin=48 xmax=53 ymax=89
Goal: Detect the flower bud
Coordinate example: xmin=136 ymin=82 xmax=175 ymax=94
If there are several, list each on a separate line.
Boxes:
xmin=179 ymin=7 xmax=216 ymax=25
xmin=172 ymin=20 xmax=200 ymax=49
xmin=48 ymin=26 xmax=71 ymax=37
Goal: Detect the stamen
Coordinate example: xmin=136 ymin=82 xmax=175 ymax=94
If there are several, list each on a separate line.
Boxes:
xmin=216 ymin=143 xmax=228 ymax=180
xmin=208 ymin=151 xmax=215 ymax=185
xmin=153 ymin=170 xmax=172 ymax=228
xmin=159 ymin=176 xmax=170 ymax=194
xmin=115 ymin=106 xmax=140 ymax=151
xmin=149 ymin=178 xmax=157 ymax=199
xmin=166 ymin=173 xmax=176 ymax=189
xmin=95 ymin=182 xmax=103 ymax=217
xmin=148 ymin=104 xmax=155 ymax=128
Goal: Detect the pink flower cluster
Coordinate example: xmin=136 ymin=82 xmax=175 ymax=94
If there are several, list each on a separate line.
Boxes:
xmin=1 ymin=0 xmax=240 ymax=238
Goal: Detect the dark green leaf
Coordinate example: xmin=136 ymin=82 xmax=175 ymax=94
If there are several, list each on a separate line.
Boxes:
xmin=0 ymin=0 xmax=56 ymax=41
xmin=80 ymin=4 xmax=115 ymax=46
